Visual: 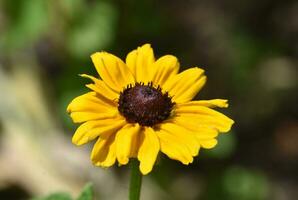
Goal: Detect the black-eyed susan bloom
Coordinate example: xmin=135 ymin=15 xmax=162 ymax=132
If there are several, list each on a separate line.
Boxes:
xmin=67 ymin=44 xmax=234 ymax=175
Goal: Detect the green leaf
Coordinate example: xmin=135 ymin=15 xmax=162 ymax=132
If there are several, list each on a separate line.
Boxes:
xmin=31 ymin=193 xmax=72 ymax=200
xmin=222 ymin=166 xmax=269 ymax=200
xmin=67 ymin=1 xmax=118 ymax=58
xmin=31 ymin=183 xmax=94 ymax=200
xmin=205 ymin=131 xmax=236 ymax=159
xmin=76 ymin=183 xmax=94 ymax=200
xmin=1 ymin=0 xmax=48 ymax=50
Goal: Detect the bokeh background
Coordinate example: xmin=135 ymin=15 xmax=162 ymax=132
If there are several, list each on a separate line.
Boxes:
xmin=0 ymin=0 xmax=297 ymax=199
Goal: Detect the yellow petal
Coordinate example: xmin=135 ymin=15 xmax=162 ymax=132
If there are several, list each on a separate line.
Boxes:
xmin=130 ymin=129 xmax=141 ymax=158
xmin=162 ymin=67 xmax=206 ymax=103
xmin=159 ymin=122 xmax=199 ymax=156
xmin=70 ymin=109 xmax=118 ymax=123
xmin=175 ymin=104 xmax=234 ymax=132
xmin=172 ymin=116 xmax=219 ymax=140
xmin=125 ymin=44 xmax=155 ymax=82
xmin=80 ymin=74 xmax=119 ymax=101
xmin=200 ymin=139 xmax=218 ymax=149
xmin=85 ymin=84 xmax=118 ymax=105
xmin=170 ymin=116 xmax=219 ymax=149
xmin=152 ymin=55 xmax=179 ymax=86
xmin=179 ymin=99 xmax=229 ymax=108
xmin=91 ymin=52 xmax=135 ymax=92
xmin=91 ymin=133 xmax=117 ymax=167
xmin=67 ymin=92 xmax=114 ymax=113
xmin=157 ymin=129 xmax=193 ymax=165
xmin=72 ymin=118 xmax=125 ymax=145
xmin=115 ymin=124 xmax=140 ymax=165
xmin=138 ymin=127 xmax=160 ymax=175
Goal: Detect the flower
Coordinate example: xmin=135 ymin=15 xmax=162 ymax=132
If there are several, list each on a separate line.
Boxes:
xmin=67 ymin=44 xmax=234 ymax=175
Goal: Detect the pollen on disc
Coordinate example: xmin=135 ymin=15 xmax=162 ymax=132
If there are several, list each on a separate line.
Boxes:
xmin=118 ymin=83 xmax=174 ymax=126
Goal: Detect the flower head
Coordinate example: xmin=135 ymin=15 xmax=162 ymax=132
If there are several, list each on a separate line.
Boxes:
xmin=67 ymin=44 xmax=234 ymax=175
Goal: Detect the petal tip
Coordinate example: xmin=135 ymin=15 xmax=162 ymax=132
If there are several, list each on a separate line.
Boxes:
xmin=139 ymin=165 xmax=152 ymax=175
xmin=139 ymin=167 xmax=152 ymax=175
xmin=66 ymin=104 xmax=72 ymax=113
xmin=118 ymin=157 xmax=129 ymax=165
xmin=222 ymin=100 xmax=229 ymax=108
xmin=141 ymin=43 xmax=152 ymax=48
xmin=72 ymin=137 xmax=84 ymax=146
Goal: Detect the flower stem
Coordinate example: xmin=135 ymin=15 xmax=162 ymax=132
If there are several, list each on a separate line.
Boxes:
xmin=129 ymin=159 xmax=143 ymax=200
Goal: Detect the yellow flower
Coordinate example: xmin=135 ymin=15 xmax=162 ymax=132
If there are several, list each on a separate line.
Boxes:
xmin=67 ymin=44 xmax=234 ymax=175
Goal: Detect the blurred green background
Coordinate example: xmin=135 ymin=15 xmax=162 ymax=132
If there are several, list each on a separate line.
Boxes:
xmin=0 ymin=0 xmax=297 ymax=199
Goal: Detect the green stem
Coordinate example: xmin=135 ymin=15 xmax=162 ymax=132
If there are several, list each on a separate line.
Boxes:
xmin=129 ymin=159 xmax=143 ymax=200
